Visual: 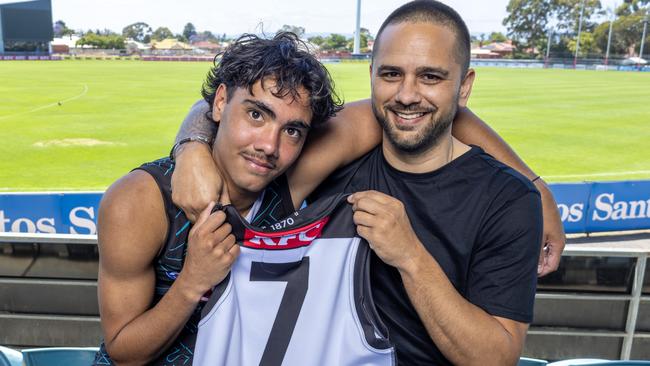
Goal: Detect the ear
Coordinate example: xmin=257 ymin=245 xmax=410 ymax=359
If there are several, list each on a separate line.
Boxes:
xmin=212 ymin=84 xmax=228 ymax=122
xmin=458 ymin=68 xmax=475 ymax=108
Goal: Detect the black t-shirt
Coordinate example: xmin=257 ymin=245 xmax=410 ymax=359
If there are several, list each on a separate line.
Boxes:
xmin=309 ymin=145 xmax=542 ymax=365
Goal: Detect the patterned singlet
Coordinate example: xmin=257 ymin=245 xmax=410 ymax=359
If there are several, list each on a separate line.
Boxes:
xmin=93 ymin=157 xmax=294 ymax=366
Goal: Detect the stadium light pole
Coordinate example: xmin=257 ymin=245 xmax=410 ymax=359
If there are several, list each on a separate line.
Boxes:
xmin=545 ymin=29 xmax=553 ymax=68
xmin=640 ymin=9 xmax=648 ymax=60
xmin=353 ymin=0 xmax=361 ymax=55
xmin=605 ymin=7 xmax=615 ymax=66
xmin=574 ymin=0 xmax=586 ymax=68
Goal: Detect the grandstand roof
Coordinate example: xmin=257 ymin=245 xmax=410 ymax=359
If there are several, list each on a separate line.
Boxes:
xmin=192 ymin=41 xmax=220 ymax=50
xmin=151 ymin=38 xmax=193 ymax=50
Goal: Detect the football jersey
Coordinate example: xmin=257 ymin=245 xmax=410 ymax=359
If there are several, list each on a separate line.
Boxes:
xmin=192 ymin=194 xmax=395 ymax=366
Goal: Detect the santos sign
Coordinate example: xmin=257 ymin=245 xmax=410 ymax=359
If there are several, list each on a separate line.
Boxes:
xmin=549 ymin=180 xmax=650 ymax=233
xmin=1 ymin=181 xmax=649 ymax=235
xmin=0 ymin=192 xmax=101 ymax=235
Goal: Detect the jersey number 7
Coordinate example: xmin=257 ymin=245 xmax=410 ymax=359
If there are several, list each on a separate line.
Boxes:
xmin=250 ymin=257 xmax=310 ymax=366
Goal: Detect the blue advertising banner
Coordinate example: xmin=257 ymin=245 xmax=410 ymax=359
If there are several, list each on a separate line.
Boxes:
xmin=547 ymin=183 xmax=592 ymax=234
xmin=0 ymin=192 xmax=102 ymax=235
xmin=548 ymin=180 xmax=650 ymax=234
xmin=1 ymin=181 xmax=649 ymax=235
xmin=586 ymin=181 xmax=650 ymax=232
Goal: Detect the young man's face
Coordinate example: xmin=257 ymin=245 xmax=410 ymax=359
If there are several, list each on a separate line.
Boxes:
xmin=211 ymin=79 xmax=312 ymax=196
xmin=370 ymin=22 xmax=474 ymax=154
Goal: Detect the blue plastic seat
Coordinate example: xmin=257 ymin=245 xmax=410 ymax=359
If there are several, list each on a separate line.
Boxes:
xmin=0 ymin=346 xmax=23 ymax=366
xmin=575 ymin=363 xmax=650 ymax=366
xmin=519 ymin=356 xmax=549 ymax=366
xmin=549 ymin=360 xmax=650 ymax=366
xmin=548 ymin=359 xmax=608 ymax=366
xmin=21 ymin=347 xmax=98 ymax=366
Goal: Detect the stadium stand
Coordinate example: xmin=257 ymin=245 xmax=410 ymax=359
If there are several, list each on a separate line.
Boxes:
xmin=0 ymin=233 xmax=101 ymax=348
xmin=0 ymin=0 xmax=53 ymax=55
xmin=1 ymin=221 xmax=649 ymax=361
xmin=524 ymin=233 xmax=650 ymax=360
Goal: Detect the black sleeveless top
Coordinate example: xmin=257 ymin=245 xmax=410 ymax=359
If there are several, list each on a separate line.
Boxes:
xmin=93 ymin=157 xmax=294 ymax=365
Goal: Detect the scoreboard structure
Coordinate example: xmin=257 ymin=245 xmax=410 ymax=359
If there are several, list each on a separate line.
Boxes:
xmin=0 ymin=0 xmax=53 ymax=54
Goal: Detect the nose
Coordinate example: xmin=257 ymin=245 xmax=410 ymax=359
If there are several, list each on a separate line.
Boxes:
xmin=253 ymin=125 xmax=280 ymax=158
xmin=395 ymin=76 xmax=421 ymax=106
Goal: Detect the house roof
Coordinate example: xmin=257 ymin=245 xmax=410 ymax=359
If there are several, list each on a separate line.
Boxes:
xmin=151 ymin=38 xmax=193 ymax=50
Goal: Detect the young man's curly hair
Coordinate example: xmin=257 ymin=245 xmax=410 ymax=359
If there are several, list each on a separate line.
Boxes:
xmin=201 ymin=32 xmax=343 ymax=127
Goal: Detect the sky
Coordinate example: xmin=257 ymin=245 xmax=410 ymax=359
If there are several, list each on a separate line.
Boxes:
xmin=43 ymin=0 xmax=623 ymax=37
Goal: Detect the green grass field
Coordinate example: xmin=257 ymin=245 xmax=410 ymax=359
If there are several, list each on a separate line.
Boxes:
xmin=0 ymin=60 xmax=648 ymax=191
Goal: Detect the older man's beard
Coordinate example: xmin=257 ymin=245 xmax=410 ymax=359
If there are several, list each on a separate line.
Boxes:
xmin=372 ymin=98 xmax=458 ymax=155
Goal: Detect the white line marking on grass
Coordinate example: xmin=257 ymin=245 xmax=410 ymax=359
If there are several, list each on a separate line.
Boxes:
xmin=546 ymin=170 xmax=650 ymax=180
xmin=32 ymin=138 xmax=126 ymax=148
xmin=0 ymin=84 xmax=89 ymax=121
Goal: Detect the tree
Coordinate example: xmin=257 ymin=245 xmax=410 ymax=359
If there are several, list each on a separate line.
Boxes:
xmin=183 ymin=23 xmax=197 ymax=41
xmin=308 ymin=35 xmax=325 ymax=46
xmin=190 ymin=31 xmax=219 ymax=43
xmin=320 ymin=33 xmax=349 ymax=51
xmin=77 ymin=31 xmax=125 ymax=49
xmin=567 ymin=31 xmax=599 ymax=55
xmin=503 ymin=0 xmax=607 ymax=57
xmin=151 ymin=27 xmax=174 ymax=41
xmin=503 ymin=0 xmax=555 ymax=49
xmin=359 ymin=27 xmax=373 ymax=51
xmin=592 ymin=2 xmax=650 ymax=57
xmin=53 ymin=20 xmax=74 ymax=37
xmin=122 ymin=22 xmax=152 ymax=43
xmin=488 ymin=31 xmax=508 ymax=42
xmin=554 ymin=0 xmax=603 ymax=33
xmin=278 ymin=24 xmax=305 ymax=38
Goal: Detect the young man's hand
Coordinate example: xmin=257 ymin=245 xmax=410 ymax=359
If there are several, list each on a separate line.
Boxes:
xmin=177 ymin=202 xmax=238 ymax=302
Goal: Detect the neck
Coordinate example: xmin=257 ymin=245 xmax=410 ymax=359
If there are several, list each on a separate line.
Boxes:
xmin=382 ymin=131 xmax=469 ymax=174
xmin=212 ymin=158 xmax=258 ymax=216
xmin=226 ymin=182 xmax=258 ymax=217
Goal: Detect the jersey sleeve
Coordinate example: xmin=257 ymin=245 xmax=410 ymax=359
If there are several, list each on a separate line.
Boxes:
xmin=466 ymin=188 xmax=542 ymax=323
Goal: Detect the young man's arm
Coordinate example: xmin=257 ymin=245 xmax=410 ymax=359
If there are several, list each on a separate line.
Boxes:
xmin=452 ymin=107 xmax=565 ymax=276
xmin=98 ymin=171 xmax=236 ymax=365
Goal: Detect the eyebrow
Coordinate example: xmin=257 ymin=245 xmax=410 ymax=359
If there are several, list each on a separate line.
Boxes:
xmin=416 ymin=66 xmax=449 ymax=78
xmin=243 ymin=99 xmax=276 ymax=120
xmin=244 ymin=99 xmax=310 ymax=130
xmin=376 ymin=65 xmax=402 ymax=74
xmin=376 ymin=65 xmax=450 ymax=78
xmin=286 ymin=120 xmax=311 ymax=131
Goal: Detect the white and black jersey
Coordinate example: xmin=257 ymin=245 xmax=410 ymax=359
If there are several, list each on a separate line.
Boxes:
xmin=192 ymin=194 xmax=395 ymax=366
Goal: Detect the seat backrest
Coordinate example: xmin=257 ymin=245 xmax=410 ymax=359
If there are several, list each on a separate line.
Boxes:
xmin=0 ymin=346 xmax=23 ymax=366
xmin=548 ymin=360 xmax=650 ymax=366
xmin=21 ymin=347 xmax=98 ymax=366
xmin=578 ymin=363 xmax=650 ymax=366
xmin=519 ymin=357 xmax=549 ymax=366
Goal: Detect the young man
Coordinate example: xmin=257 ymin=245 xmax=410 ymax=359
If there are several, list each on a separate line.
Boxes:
xmin=93 ymin=33 xmax=342 ymax=365
xmin=171 ymin=1 xmax=552 ymax=364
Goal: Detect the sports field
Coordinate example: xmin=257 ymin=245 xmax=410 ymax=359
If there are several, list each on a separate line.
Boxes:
xmin=0 ymin=60 xmax=648 ymax=191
